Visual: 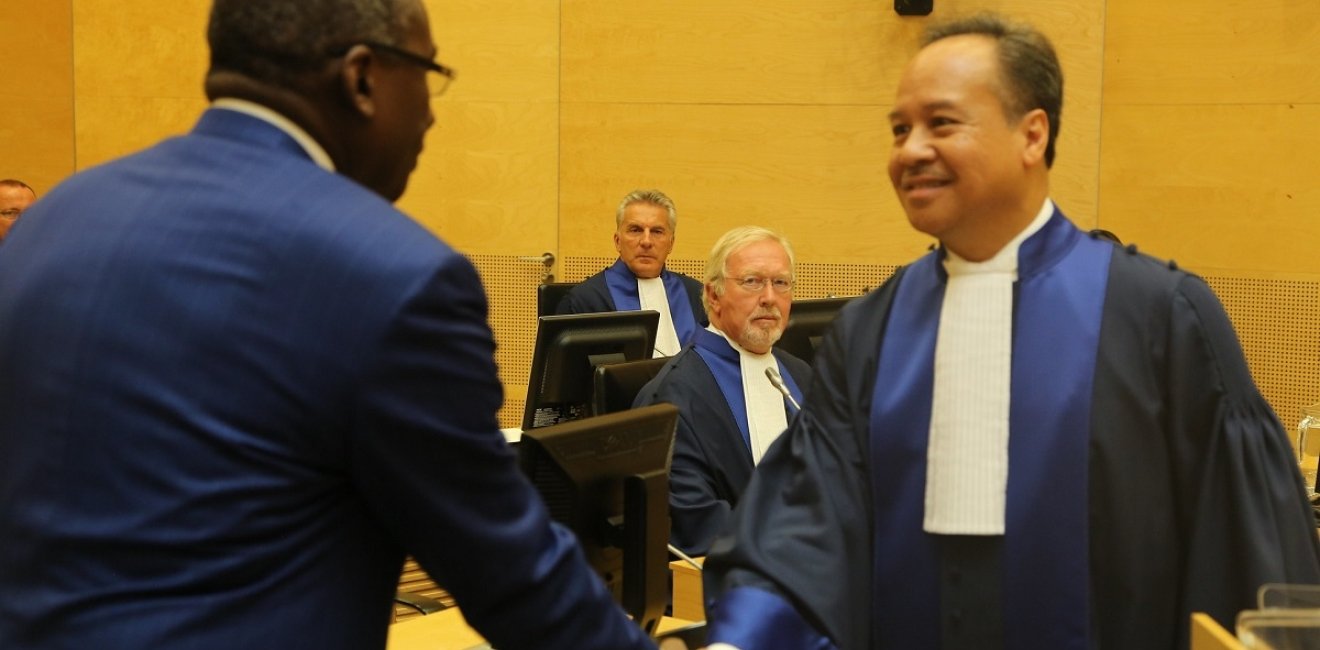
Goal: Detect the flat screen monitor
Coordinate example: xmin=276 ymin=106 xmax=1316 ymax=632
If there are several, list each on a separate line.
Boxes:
xmin=518 ymin=403 xmax=679 ymax=636
xmin=775 ymin=296 xmax=854 ymax=366
xmin=522 ymin=310 xmax=659 ymax=430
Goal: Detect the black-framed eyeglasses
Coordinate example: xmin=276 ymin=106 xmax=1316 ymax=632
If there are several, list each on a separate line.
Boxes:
xmin=361 ymin=41 xmax=456 ymax=97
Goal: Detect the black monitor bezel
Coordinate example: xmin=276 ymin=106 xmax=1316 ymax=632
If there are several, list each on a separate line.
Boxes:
xmin=517 ymin=403 xmax=679 ymax=636
xmin=521 ymin=310 xmax=660 ymax=430
xmin=776 ymin=296 xmax=854 ymax=365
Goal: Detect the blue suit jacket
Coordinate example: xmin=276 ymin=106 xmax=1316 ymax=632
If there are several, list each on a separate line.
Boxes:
xmin=0 ymin=109 xmax=651 ymax=650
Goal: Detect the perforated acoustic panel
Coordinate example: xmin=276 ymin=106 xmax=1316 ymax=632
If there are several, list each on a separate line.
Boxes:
xmin=1203 ymin=274 xmax=1320 ymax=435
xmin=561 ymin=256 xmax=899 ymax=301
xmin=466 ymin=254 xmax=546 ymax=429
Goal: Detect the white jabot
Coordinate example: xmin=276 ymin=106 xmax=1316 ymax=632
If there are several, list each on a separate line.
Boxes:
xmin=211 ymin=98 xmax=335 ymax=172
xmin=639 ymin=277 xmax=681 ymax=357
xmin=923 ymin=199 xmax=1054 ymax=535
xmin=712 ymin=326 xmax=788 ymax=464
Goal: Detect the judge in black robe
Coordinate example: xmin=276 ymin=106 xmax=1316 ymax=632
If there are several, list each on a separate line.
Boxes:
xmin=702 ymin=210 xmax=1320 ymax=650
xmin=556 ymin=258 xmax=708 ymax=343
xmin=702 ymin=15 xmax=1320 ymax=650
xmin=635 ymin=328 xmax=811 ymax=556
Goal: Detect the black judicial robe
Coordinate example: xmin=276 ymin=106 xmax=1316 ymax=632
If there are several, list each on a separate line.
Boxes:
xmin=703 ymin=210 xmax=1320 ymax=650
xmin=634 ymin=329 xmax=811 ymax=556
xmin=555 ymin=260 xmax=708 ymax=340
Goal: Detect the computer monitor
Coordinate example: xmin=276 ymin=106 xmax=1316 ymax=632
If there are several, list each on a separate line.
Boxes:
xmin=775 ymin=296 xmax=854 ymax=366
xmin=522 ymin=310 xmax=660 ymax=430
xmin=518 ymin=403 xmax=679 ymax=636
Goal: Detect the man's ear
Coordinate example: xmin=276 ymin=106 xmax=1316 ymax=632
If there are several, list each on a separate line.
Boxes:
xmin=1019 ymin=108 xmax=1049 ymax=167
xmin=704 ymin=283 xmax=722 ymax=317
xmin=339 ymin=44 xmax=378 ymax=117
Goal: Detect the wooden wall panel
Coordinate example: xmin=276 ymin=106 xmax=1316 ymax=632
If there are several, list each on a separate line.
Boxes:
xmin=408 ymin=1 xmax=560 ymax=256
xmin=71 ymin=96 xmax=204 ymax=173
xmin=1100 ymin=1 xmax=1320 ymax=277
xmin=397 ymin=101 xmax=559 ymax=255
xmin=561 ymin=1 xmax=901 ymax=105
xmin=1101 ymin=0 xmax=1320 ymax=424
xmin=1103 ymin=0 xmax=1320 ymax=106
xmin=1099 ymin=103 xmax=1320 ymax=276
xmin=71 ymin=0 xmax=209 ymax=170
xmin=426 ymin=0 xmax=559 ymax=104
xmin=558 ymin=0 xmax=1105 ymax=268
xmin=558 ymin=102 xmax=914 ymax=265
xmin=0 ymin=0 xmax=74 ymax=195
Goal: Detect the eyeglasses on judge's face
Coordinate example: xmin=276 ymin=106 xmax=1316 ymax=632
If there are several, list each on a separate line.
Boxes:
xmin=726 ymin=276 xmax=794 ymax=294
xmin=334 ymin=41 xmax=456 ymax=97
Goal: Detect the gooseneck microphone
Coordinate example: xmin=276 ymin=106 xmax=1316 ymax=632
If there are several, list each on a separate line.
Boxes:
xmin=764 ymin=367 xmax=801 ymax=413
xmin=668 ymin=543 xmax=703 ymax=571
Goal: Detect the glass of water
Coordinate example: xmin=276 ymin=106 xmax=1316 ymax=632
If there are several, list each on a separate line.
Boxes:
xmin=1297 ymin=404 xmax=1320 ymax=496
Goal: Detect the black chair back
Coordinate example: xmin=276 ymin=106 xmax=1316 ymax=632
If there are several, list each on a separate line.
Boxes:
xmin=537 ymin=282 xmax=579 ymax=317
xmin=592 ymin=357 xmax=669 ymax=415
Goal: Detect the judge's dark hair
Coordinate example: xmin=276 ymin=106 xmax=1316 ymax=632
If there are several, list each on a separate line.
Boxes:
xmin=207 ymin=0 xmax=408 ymax=86
xmin=923 ymin=13 xmax=1063 ymax=169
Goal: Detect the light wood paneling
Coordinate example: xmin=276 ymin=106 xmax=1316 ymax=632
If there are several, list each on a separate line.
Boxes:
xmin=1103 ymin=0 xmax=1320 ymax=106
xmin=558 ymin=1 xmax=1105 ymax=267
xmin=1098 ymin=103 xmax=1320 ymax=276
xmin=71 ymin=96 xmax=203 ymax=171
xmin=398 ymin=100 xmax=559 ymax=255
xmin=0 ymin=0 xmax=74 ymax=194
xmin=71 ymin=0 xmax=209 ymax=169
xmin=558 ymin=102 xmax=910 ymax=265
xmin=562 ymin=1 xmax=901 ymax=105
xmin=425 ymin=0 xmax=558 ymax=104
xmin=411 ymin=0 xmax=560 ymax=256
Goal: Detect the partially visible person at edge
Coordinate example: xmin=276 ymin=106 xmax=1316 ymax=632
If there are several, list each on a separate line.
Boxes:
xmin=697 ymin=12 xmax=1320 ymax=650
xmin=0 ymin=179 xmax=36 ymax=241
xmin=635 ymin=226 xmax=811 ymax=557
xmin=556 ymin=188 xmax=708 ymax=357
xmin=0 ymin=1 xmax=655 ymax=649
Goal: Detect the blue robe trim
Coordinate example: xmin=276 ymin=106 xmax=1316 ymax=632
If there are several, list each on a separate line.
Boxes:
xmin=867 ymin=210 xmax=1111 ymax=648
xmin=706 ymin=587 xmax=838 ymax=650
xmin=604 ymin=258 xmax=702 ymax=345
xmin=692 ymin=328 xmax=806 ymax=451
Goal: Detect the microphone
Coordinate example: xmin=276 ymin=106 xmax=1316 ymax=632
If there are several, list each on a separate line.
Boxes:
xmin=668 ymin=543 xmax=703 ymax=571
xmin=764 ymin=367 xmax=801 ymax=414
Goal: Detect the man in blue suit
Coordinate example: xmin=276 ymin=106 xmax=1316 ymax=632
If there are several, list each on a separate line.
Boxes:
xmin=0 ymin=2 xmax=654 ymax=649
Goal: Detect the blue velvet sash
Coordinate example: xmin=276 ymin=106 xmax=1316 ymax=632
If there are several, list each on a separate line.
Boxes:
xmin=604 ymin=258 xmax=700 ymax=345
xmin=867 ymin=211 xmax=1110 ymax=648
xmin=693 ymin=328 xmax=805 ymax=451
xmin=707 ymin=587 xmax=837 ymax=650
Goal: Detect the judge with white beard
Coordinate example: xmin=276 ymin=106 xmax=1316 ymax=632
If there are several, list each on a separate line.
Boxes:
xmin=635 ymin=226 xmax=811 ymax=555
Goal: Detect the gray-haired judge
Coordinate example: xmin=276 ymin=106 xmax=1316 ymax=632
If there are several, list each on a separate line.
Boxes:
xmin=556 ymin=189 xmax=707 ymax=357
xmin=635 ymin=226 xmax=810 ymax=556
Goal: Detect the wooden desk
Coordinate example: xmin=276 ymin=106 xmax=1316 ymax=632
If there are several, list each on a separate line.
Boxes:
xmin=669 ymin=556 xmax=705 ymax=621
xmin=386 ymin=608 xmax=695 ymax=650
xmin=1191 ymin=613 xmax=1246 ymax=650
